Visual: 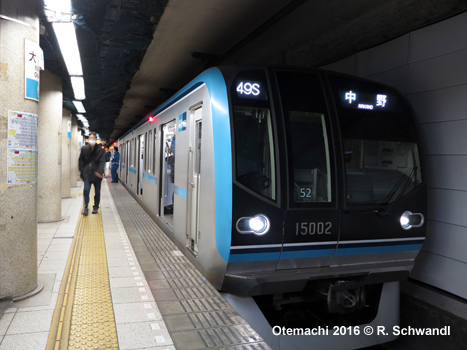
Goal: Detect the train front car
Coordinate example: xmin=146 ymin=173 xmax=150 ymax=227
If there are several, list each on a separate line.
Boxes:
xmin=222 ymin=67 xmax=426 ymax=315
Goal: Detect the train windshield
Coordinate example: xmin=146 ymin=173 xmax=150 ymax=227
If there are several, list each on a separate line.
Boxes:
xmin=231 ymin=70 xmax=276 ymax=201
xmin=276 ymin=71 xmax=333 ymax=208
xmin=328 ymin=74 xmax=422 ymax=206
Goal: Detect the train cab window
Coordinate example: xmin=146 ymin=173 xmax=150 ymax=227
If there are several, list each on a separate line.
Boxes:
xmin=328 ymin=74 xmax=422 ymax=206
xmin=231 ymin=69 xmax=276 ymax=201
xmin=233 ymin=107 xmax=276 ymax=200
xmin=276 ymin=71 xmax=333 ymax=207
xmin=287 ymin=111 xmax=331 ymax=203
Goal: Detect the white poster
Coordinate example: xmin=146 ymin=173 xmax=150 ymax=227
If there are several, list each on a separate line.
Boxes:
xmin=7 ymin=111 xmax=38 ymax=185
xmin=7 ymin=110 xmax=38 ymax=149
xmin=7 ymin=149 xmax=38 ymax=185
xmin=25 ymin=39 xmax=44 ymax=101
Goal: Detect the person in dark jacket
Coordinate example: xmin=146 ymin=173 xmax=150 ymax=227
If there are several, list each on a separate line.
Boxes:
xmin=78 ymin=132 xmax=105 ymax=215
xmin=111 ymin=147 xmax=120 ymax=183
xmin=104 ymin=147 xmax=111 ymax=176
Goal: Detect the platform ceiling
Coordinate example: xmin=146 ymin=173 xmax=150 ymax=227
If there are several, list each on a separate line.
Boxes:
xmin=40 ymin=0 xmax=467 ymax=143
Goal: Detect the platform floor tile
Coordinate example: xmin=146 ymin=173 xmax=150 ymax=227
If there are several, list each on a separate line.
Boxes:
xmin=108 ymin=182 xmax=271 ymax=350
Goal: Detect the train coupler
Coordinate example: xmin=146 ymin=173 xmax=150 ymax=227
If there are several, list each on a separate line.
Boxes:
xmin=327 ymin=280 xmax=367 ymax=314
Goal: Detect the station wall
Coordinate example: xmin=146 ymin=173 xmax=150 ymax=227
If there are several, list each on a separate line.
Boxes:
xmin=323 ymin=11 xmax=467 ymax=300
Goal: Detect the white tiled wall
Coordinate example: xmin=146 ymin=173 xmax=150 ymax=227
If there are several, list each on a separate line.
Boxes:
xmin=323 ymin=11 xmax=467 ymax=299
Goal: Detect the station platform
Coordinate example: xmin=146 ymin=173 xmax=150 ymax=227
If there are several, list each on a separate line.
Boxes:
xmin=0 ymin=178 xmax=270 ymax=350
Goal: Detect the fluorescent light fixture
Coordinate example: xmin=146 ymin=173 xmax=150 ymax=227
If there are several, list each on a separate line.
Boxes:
xmin=52 ymin=22 xmax=83 ymax=76
xmin=44 ymin=0 xmax=70 ymax=14
xmin=71 ymin=76 xmax=86 ymax=100
xmin=73 ymin=101 xmax=86 ymax=113
xmin=76 ymin=114 xmax=89 ymax=128
xmin=44 ymin=0 xmax=71 ymax=22
xmin=46 ymin=0 xmax=90 ymax=136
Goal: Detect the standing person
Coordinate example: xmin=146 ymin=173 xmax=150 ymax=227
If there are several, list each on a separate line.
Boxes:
xmin=104 ymin=147 xmax=111 ymax=176
xmin=111 ymin=146 xmax=120 ymax=183
xmin=78 ymin=132 xmax=105 ymax=215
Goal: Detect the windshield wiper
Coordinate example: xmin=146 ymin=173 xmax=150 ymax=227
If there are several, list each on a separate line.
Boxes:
xmin=375 ymin=167 xmax=416 ymax=216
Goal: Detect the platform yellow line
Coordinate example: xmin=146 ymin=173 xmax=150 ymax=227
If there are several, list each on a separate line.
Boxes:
xmin=46 ymin=199 xmax=119 ymax=350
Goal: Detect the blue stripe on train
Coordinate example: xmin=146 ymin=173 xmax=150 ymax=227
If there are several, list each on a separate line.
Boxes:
xmin=229 ymin=239 xmax=424 ymax=262
xmin=143 ymin=173 xmax=157 ymax=184
xmin=335 ymin=241 xmax=424 ymax=255
xmin=175 ymin=186 xmax=187 ymax=200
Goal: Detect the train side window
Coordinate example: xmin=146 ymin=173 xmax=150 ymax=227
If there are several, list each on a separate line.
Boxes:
xmin=148 ymin=130 xmax=152 ymax=173
xmin=126 ymin=140 xmax=129 ymax=167
xmin=131 ymin=138 xmax=135 ymax=167
xmin=135 ymin=138 xmax=138 ymax=168
xmin=144 ymin=132 xmax=148 ymax=172
xmin=153 ymin=128 xmax=157 ymax=174
xmin=134 ymin=138 xmax=138 ymax=168
xmin=127 ymin=140 xmax=130 ymax=167
xmin=129 ymin=140 xmax=132 ymax=167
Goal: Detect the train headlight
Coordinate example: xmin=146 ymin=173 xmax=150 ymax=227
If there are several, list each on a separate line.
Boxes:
xmin=236 ymin=214 xmax=270 ymax=235
xmin=400 ymin=211 xmax=424 ymax=230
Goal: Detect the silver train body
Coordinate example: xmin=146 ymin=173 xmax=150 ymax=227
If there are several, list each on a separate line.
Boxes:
xmin=118 ymin=66 xmax=426 ymax=314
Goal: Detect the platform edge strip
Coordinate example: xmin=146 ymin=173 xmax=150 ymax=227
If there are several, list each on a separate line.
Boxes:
xmin=45 ymin=206 xmax=85 ymax=350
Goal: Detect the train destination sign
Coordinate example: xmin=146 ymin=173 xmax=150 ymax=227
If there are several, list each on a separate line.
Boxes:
xmin=341 ymin=90 xmax=390 ymax=111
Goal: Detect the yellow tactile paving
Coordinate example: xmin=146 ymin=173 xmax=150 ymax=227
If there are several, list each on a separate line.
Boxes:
xmin=47 ymin=198 xmax=119 ymax=350
xmin=69 ymin=322 xmax=118 ymax=349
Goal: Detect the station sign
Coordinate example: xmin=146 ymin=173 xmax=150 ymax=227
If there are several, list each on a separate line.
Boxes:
xmin=25 ymin=39 xmax=44 ymax=101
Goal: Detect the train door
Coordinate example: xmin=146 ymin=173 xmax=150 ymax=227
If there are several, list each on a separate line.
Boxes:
xmin=119 ymin=143 xmax=125 ymax=181
xmin=137 ymin=134 xmax=144 ymax=196
xmin=159 ymin=120 xmax=176 ymax=225
xmin=275 ymin=70 xmax=339 ymax=270
xmin=187 ymin=106 xmax=202 ymax=254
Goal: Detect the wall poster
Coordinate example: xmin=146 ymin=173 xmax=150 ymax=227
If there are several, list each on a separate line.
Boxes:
xmin=7 ymin=110 xmax=38 ymax=185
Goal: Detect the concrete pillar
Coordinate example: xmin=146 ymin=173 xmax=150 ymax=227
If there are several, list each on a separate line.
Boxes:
xmin=71 ymin=116 xmax=80 ymax=186
xmin=61 ymin=109 xmax=71 ymax=198
xmin=37 ymin=70 xmax=63 ymax=222
xmin=0 ymin=0 xmax=43 ymax=299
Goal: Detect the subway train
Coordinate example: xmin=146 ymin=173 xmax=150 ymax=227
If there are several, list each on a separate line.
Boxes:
xmin=117 ymin=65 xmax=426 ymax=316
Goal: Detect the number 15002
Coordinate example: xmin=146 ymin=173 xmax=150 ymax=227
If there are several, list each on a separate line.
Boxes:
xmin=296 ymin=222 xmax=332 ymax=235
